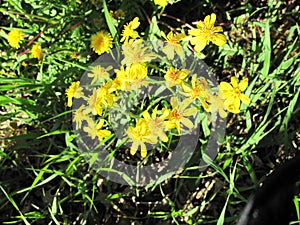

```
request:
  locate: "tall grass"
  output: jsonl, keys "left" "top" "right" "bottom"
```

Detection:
{"left": 1, "top": 0, "right": 299, "bottom": 224}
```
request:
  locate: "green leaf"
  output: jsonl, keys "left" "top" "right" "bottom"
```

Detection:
{"left": 103, "top": 0, "right": 119, "bottom": 47}
{"left": 261, "top": 19, "right": 271, "bottom": 80}
{"left": 0, "top": 185, "right": 31, "bottom": 225}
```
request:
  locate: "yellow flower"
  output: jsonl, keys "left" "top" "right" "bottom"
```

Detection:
{"left": 120, "top": 17, "right": 140, "bottom": 44}
{"left": 87, "top": 88, "right": 103, "bottom": 116}
{"left": 161, "top": 31, "right": 186, "bottom": 60}
{"left": 7, "top": 29, "right": 24, "bottom": 49}
{"left": 88, "top": 65, "right": 112, "bottom": 84}
{"left": 219, "top": 77, "right": 250, "bottom": 114}
{"left": 126, "top": 63, "right": 148, "bottom": 90}
{"left": 113, "top": 66, "right": 128, "bottom": 91}
{"left": 91, "top": 31, "right": 113, "bottom": 55}
{"left": 181, "top": 75, "right": 207, "bottom": 100}
{"left": 164, "top": 97, "right": 198, "bottom": 134}
{"left": 97, "top": 81, "right": 116, "bottom": 107}
{"left": 31, "top": 43, "right": 43, "bottom": 60}
{"left": 121, "top": 40, "right": 156, "bottom": 66}
{"left": 65, "top": 81, "right": 84, "bottom": 107}
{"left": 188, "top": 13, "right": 226, "bottom": 52}
{"left": 71, "top": 52, "right": 80, "bottom": 58}
{"left": 110, "top": 9, "right": 125, "bottom": 19}
{"left": 73, "top": 105, "right": 91, "bottom": 129}
{"left": 115, "top": 9, "right": 125, "bottom": 18}
{"left": 142, "top": 105, "right": 169, "bottom": 142}
{"left": 113, "top": 64, "right": 148, "bottom": 91}
{"left": 202, "top": 92, "right": 228, "bottom": 118}
{"left": 164, "top": 67, "right": 189, "bottom": 87}
{"left": 126, "top": 118, "right": 157, "bottom": 158}
{"left": 84, "top": 119, "right": 111, "bottom": 141}
{"left": 22, "top": 61, "right": 28, "bottom": 67}
{"left": 154, "top": 0, "right": 168, "bottom": 7}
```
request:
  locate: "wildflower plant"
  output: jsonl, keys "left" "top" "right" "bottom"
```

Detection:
{"left": 3, "top": 0, "right": 300, "bottom": 223}
{"left": 67, "top": 14, "right": 251, "bottom": 186}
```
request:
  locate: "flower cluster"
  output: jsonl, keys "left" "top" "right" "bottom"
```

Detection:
{"left": 67, "top": 14, "right": 250, "bottom": 158}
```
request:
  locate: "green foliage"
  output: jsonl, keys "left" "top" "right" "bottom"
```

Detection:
{"left": 1, "top": 0, "right": 300, "bottom": 224}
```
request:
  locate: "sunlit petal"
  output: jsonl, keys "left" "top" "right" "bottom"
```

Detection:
{"left": 239, "top": 78, "right": 249, "bottom": 91}
{"left": 170, "top": 96, "right": 178, "bottom": 109}
{"left": 181, "top": 117, "right": 194, "bottom": 129}
{"left": 240, "top": 94, "right": 251, "bottom": 105}
{"left": 231, "top": 77, "right": 238, "bottom": 88}
{"left": 211, "top": 33, "right": 227, "bottom": 46}
{"left": 183, "top": 107, "right": 198, "bottom": 116}
{"left": 130, "top": 142, "right": 139, "bottom": 156}
{"left": 140, "top": 143, "right": 147, "bottom": 158}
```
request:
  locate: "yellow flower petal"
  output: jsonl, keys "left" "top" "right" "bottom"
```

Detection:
{"left": 180, "top": 98, "right": 193, "bottom": 111}
{"left": 213, "top": 26, "right": 223, "bottom": 33}
{"left": 140, "top": 142, "right": 147, "bottom": 158}
{"left": 175, "top": 120, "right": 181, "bottom": 134}
{"left": 170, "top": 96, "right": 178, "bottom": 109}
{"left": 165, "top": 121, "right": 175, "bottom": 130}
{"left": 183, "top": 107, "right": 197, "bottom": 117}
{"left": 160, "top": 31, "right": 167, "bottom": 39}
{"left": 130, "top": 142, "right": 139, "bottom": 156}
{"left": 154, "top": 0, "right": 168, "bottom": 7}
{"left": 201, "top": 99, "right": 210, "bottom": 112}
{"left": 159, "top": 131, "right": 168, "bottom": 142}
{"left": 162, "top": 44, "right": 175, "bottom": 60}
{"left": 181, "top": 117, "right": 194, "bottom": 129}
{"left": 190, "top": 37, "right": 206, "bottom": 52}
{"left": 152, "top": 105, "right": 159, "bottom": 118}
{"left": 204, "top": 13, "right": 216, "bottom": 29}
{"left": 174, "top": 45, "right": 184, "bottom": 58}
{"left": 131, "top": 17, "right": 140, "bottom": 29}
{"left": 142, "top": 110, "right": 151, "bottom": 121}
{"left": 211, "top": 33, "right": 227, "bottom": 47}
{"left": 219, "top": 109, "right": 228, "bottom": 118}
{"left": 188, "top": 29, "right": 202, "bottom": 37}
{"left": 231, "top": 77, "right": 239, "bottom": 88}
{"left": 239, "top": 78, "right": 249, "bottom": 91}
{"left": 98, "top": 130, "right": 111, "bottom": 140}
{"left": 224, "top": 96, "right": 236, "bottom": 106}
{"left": 161, "top": 108, "right": 169, "bottom": 119}
{"left": 240, "top": 94, "right": 250, "bottom": 105}
{"left": 228, "top": 106, "right": 240, "bottom": 114}
{"left": 96, "top": 119, "right": 105, "bottom": 129}
{"left": 219, "top": 81, "right": 233, "bottom": 98}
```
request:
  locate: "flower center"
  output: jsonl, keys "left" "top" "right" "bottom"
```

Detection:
{"left": 234, "top": 87, "right": 241, "bottom": 95}
{"left": 169, "top": 71, "right": 179, "bottom": 81}
{"left": 149, "top": 118, "right": 164, "bottom": 131}
{"left": 171, "top": 110, "right": 181, "bottom": 120}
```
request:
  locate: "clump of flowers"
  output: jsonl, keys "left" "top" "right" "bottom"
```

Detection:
{"left": 68, "top": 13, "right": 250, "bottom": 159}
{"left": 7, "top": 29, "right": 24, "bottom": 49}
